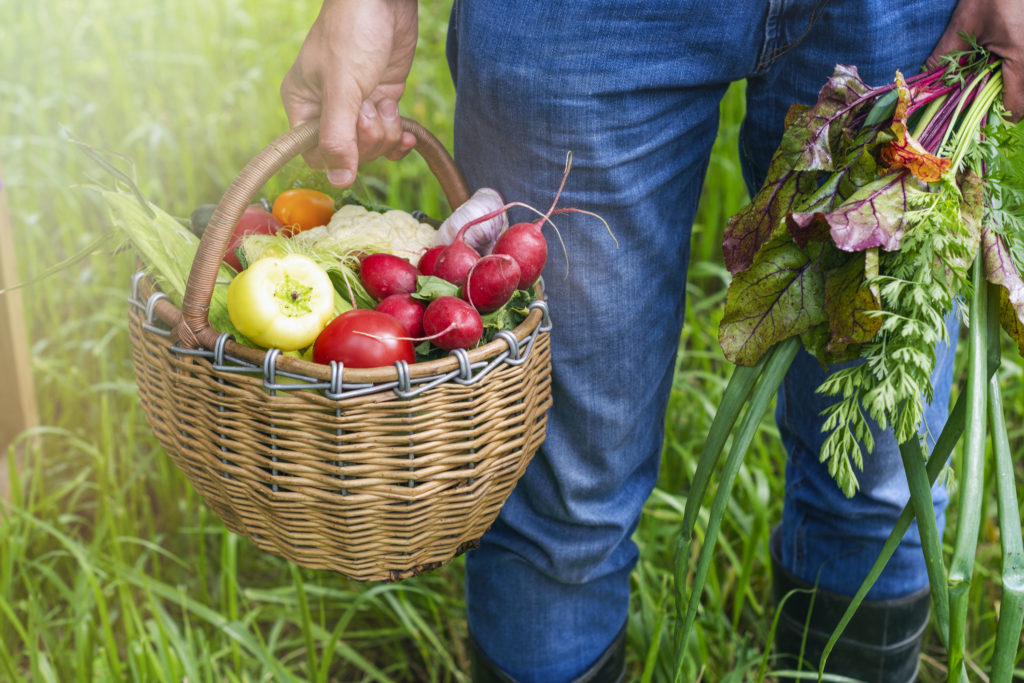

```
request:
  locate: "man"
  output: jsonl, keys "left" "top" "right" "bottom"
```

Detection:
{"left": 281, "top": 1, "right": 1023, "bottom": 680}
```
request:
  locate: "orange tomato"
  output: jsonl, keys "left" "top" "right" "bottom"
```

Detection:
{"left": 271, "top": 189, "right": 335, "bottom": 234}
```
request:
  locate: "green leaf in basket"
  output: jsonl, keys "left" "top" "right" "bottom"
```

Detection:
{"left": 412, "top": 275, "right": 460, "bottom": 301}
{"left": 480, "top": 289, "right": 533, "bottom": 343}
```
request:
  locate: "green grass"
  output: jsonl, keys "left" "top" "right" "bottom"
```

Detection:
{"left": 2, "top": 1, "right": 1023, "bottom": 681}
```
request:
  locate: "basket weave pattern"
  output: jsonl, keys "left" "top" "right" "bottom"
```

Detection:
{"left": 126, "top": 119, "right": 553, "bottom": 581}
{"left": 129, "top": 290, "right": 551, "bottom": 580}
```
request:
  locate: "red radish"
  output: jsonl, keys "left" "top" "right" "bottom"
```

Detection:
{"left": 432, "top": 240, "right": 480, "bottom": 287}
{"left": 463, "top": 254, "right": 522, "bottom": 313}
{"left": 359, "top": 253, "right": 420, "bottom": 301}
{"left": 312, "top": 309, "right": 415, "bottom": 367}
{"left": 422, "top": 296, "right": 483, "bottom": 349}
{"left": 492, "top": 224, "right": 547, "bottom": 289}
{"left": 486, "top": 164, "right": 574, "bottom": 289}
{"left": 417, "top": 245, "right": 445, "bottom": 276}
{"left": 375, "top": 294, "right": 426, "bottom": 338}
{"left": 441, "top": 153, "right": 615, "bottom": 291}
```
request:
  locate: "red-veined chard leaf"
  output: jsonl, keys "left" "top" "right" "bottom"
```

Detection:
{"left": 719, "top": 231, "right": 826, "bottom": 366}
{"left": 722, "top": 160, "right": 819, "bottom": 275}
{"left": 722, "top": 104, "right": 822, "bottom": 274}
{"left": 726, "top": 115, "right": 883, "bottom": 274}
{"left": 981, "top": 225, "right": 1024, "bottom": 354}
{"left": 787, "top": 126, "right": 882, "bottom": 238}
{"left": 822, "top": 250, "right": 882, "bottom": 357}
{"left": 779, "top": 64, "right": 873, "bottom": 172}
{"left": 788, "top": 171, "right": 914, "bottom": 253}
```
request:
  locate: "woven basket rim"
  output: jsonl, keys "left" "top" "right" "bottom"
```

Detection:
{"left": 135, "top": 272, "right": 549, "bottom": 384}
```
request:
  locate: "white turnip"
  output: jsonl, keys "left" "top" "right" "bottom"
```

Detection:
{"left": 434, "top": 187, "right": 508, "bottom": 254}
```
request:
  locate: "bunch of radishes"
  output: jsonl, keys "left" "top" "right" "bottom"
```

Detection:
{"left": 320, "top": 190, "right": 553, "bottom": 366}
{"left": 313, "top": 156, "right": 612, "bottom": 369}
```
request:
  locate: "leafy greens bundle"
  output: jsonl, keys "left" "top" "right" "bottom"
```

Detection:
{"left": 718, "top": 43, "right": 1024, "bottom": 496}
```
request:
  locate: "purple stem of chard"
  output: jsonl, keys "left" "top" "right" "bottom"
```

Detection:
{"left": 920, "top": 95, "right": 962, "bottom": 152}
{"left": 906, "top": 64, "right": 949, "bottom": 88}
{"left": 908, "top": 85, "right": 957, "bottom": 116}
{"left": 911, "top": 63, "right": 993, "bottom": 154}
{"left": 939, "top": 68, "right": 995, "bottom": 157}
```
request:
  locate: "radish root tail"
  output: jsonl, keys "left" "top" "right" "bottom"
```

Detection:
{"left": 353, "top": 322, "right": 457, "bottom": 343}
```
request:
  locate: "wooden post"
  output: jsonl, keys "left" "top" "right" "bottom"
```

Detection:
{"left": 0, "top": 160, "right": 38, "bottom": 455}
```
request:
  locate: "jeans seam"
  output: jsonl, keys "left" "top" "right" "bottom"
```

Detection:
{"left": 752, "top": 0, "right": 834, "bottom": 74}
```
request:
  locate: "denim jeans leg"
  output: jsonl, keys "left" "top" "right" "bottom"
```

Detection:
{"left": 449, "top": 0, "right": 962, "bottom": 678}
{"left": 447, "top": 1, "right": 766, "bottom": 679}
{"left": 738, "top": 0, "right": 959, "bottom": 600}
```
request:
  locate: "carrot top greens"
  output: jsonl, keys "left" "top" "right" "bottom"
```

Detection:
{"left": 718, "top": 41, "right": 1024, "bottom": 496}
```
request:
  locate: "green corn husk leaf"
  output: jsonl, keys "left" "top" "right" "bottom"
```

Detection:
{"left": 100, "top": 188, "right": 252, "bottom": 345}
{"left": 76, "top": 134, "right": 253, "bottom": 345}
{"left": 102, "top": 189, "right": 235, "bottom": 304}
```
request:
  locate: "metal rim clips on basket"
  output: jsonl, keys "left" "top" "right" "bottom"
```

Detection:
{"left": 126, "top": 118, "right": 553, "bottom": 582}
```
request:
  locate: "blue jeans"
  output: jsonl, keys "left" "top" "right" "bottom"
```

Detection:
{"left": 447, "top": 1, "right": 957, "bottom": 680}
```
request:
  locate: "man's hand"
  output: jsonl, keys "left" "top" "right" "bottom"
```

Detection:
{"left": 928, "top": 0, "right": 1024, "bottom": 121}
{"left": 281, "top": 0, "right": 419, "bottom": 187}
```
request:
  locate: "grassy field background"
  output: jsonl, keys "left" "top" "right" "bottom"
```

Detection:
{"left": 1, "top": 1, "right": 1022, "bottom": 681}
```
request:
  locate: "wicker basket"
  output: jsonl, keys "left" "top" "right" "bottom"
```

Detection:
{"left": 127, "top": 119, "right": 552, "bottom": 581}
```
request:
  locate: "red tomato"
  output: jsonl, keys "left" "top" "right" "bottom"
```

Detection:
{"left": 312, "top": 309, "right": 415, "bottom": 368}
{"left": 224, "top": 205, "right": 284, "bottom": 271}
{"left": 272, "top": 188, "right": 335, "bottom": 234}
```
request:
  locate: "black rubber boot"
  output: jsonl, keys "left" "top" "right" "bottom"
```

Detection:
{"left": 770, "top": 530, "right": 931, "bottom": 683}
{"left": 469, "top": 621, "right": 627, "bottom": 683}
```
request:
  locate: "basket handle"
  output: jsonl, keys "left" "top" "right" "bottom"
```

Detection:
{"left": 174, "top": 117, "right": 470, "bottom": 350}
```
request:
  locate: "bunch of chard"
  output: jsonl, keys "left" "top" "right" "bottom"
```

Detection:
{"left": 672, "top": 43, "right": 1024, "bottom": 682}
{"left": 719, "top": 43, "right": 1022, "bottom": 496}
